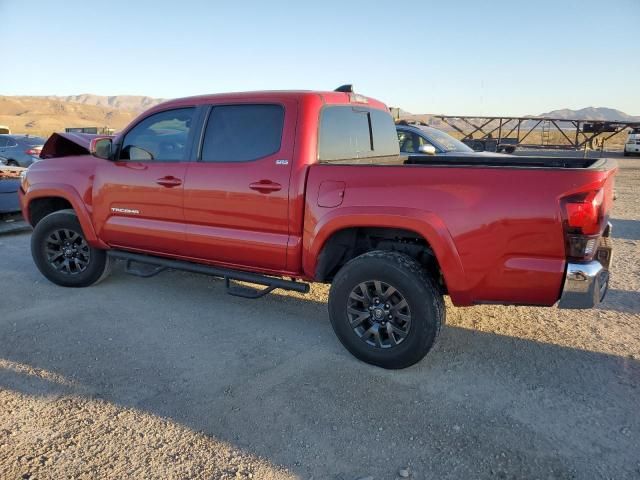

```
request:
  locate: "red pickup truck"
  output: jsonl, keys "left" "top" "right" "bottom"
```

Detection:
{"left": 19, "top": 87, "right": 616, "bottom": 368}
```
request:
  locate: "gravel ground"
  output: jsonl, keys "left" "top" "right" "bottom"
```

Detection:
{"left": 1, "top": 159, "right": 639, "bottom": 480}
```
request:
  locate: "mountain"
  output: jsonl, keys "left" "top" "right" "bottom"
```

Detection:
{"left": 534, "top": 107, "right": 640, "bottom": 122}
{"left": 0, "top": 96, "right": 138, "bottom": 137}
{"left": 39, "top": 94, "right": 166, "bottom": 113}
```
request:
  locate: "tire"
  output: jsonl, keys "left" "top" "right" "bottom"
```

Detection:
{"left": 31, "top": 209, "right": 111, "bottom": 287}
{"left": 328, "top": 250, "right": 444, "bottom": 369}
{"left": 6, "top": 160, "right": 19, "bottom": 167}
{"left": 505, "top": 146, "right": 516, "bottom": 154}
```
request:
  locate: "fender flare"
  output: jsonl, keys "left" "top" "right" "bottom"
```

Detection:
{"left": 304, "top": 206, "right": 471, "bottom": 305}
{"left": 24, "top": 183, "right": 106, "bottom": 248}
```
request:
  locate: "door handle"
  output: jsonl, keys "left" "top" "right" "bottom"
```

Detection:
{"left": 156, "top": 176, "right": 182, "bottom": 188}
{"left": 249, "top": 180, "right": 282, "bottom": 193}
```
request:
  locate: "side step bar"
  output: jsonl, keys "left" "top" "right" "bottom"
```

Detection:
{"left": 107, "top": 250, "right": 310, "bottom": 299}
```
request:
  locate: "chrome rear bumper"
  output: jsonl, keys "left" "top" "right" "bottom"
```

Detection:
{"left": 558, "top": 222, "right": 612, "bottom": 309}
{"left": 558, "top": 261, "right": 609, "bottom": 309}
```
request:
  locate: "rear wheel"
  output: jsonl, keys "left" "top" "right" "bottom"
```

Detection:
{"left": 328, "top": 250, "right": 444, "bottom": 369}
{"left": 6, "top": 159, "right": 19, "bottom": 167}
{"left": 31, "top": 210, "right": 111, "bottom": 287}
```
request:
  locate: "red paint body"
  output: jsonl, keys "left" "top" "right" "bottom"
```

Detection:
{"left": 20, "top": 90, "right": 617, "bottom": 307}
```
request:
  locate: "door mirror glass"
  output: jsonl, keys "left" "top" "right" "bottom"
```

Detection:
{"left": 418, "top": 144, "right": 437, "bottom": 155}
{"left": 89, "top": 137, "right": 113, "bottom": 159}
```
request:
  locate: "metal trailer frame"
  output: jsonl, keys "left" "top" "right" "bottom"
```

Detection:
{"left": 432, "top": 115, "right": 640, "bottom": 150}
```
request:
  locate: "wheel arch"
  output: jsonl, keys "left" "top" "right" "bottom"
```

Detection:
{"left": 304, "top": 207, "right": 470, "bottom": 304}
{"left": 24, "top": 185, "right": 103, "bottom": 247}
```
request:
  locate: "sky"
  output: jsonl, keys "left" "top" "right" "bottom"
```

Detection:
{"left": 1, "top": 0, "right": 639, "bottom": 116}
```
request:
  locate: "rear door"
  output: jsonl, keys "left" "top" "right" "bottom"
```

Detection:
{"left": 182, "top": 100, "right": 296, "bottom": 271}
{"left": 92, "top": 107, "right": 197, "bottom": 255}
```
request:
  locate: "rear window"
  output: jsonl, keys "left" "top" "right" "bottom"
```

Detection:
{"left": 201, "top": 104, "right": 284, "bottom": 162}
{"left": 22, "top": 136, "right": 46, "bottom": 145}
{"left": 318, "top": 106, "right": 399, "bottom": 163}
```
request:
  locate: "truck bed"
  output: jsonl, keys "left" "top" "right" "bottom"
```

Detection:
{"left": 303, "top": 158, "right": 617, "bottom": 306}
{"left": 404, "top": 155, "right": 611, "bottom": 169}
{"left": 319, "top": 154, "right": 612, "bottom": 170}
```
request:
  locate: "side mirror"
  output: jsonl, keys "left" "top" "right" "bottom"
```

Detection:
{"left": 418, "top": 144, "right": 437, "bottom": 155}
{"left": 89, "top": 137, "right": 113, "bottom": 160}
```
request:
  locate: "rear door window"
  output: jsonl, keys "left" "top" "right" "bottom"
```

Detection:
{"left": 201, "top": 104, "right": 284, "bottom": 162}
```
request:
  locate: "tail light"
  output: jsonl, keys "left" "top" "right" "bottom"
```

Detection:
{"left": 25, "top": 148, "right": 41, "bottom": 156}
{"left": 561, "top": 189, "right": 605, "bottom": 261}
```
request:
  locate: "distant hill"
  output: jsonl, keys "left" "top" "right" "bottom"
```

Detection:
{"left": 399, "top": 107, "right": 639, "bottom": 123}
{"left": 0, "top": 96, "right": 138, "bottom": 137}
{"left": 2, "top": 94, "right": 638, "bottom": 140}
{"left": 535, "top": 107, "right": 640, "bottom": 122}
{"left": 39, "top": 94, "right": 166, "bottom": 113}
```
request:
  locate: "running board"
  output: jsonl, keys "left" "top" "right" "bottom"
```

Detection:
{"left": 108, "top": 250, "right": 310, "bottom": 298}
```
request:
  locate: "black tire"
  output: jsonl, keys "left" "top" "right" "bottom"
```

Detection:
{"left": 505, "top": 146, "right": 516, "bottom": 154}
{"left": 6, "top": 160, "right": 19, "bottom": 167}
{"left": 31, "top": 209, "right": 111, "bottom": 287}
{"left": 328, "top": 250, "right": 444, "bottom": 369}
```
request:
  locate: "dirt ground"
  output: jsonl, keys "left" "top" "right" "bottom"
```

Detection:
{"left": 1, "top": 159, "right": 639, "bottom": 480}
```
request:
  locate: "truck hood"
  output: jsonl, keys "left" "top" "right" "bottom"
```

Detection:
{"left": 40, "top": 132, "right": 102, "bottom": 159}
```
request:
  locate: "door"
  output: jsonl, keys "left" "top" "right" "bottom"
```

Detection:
{"left": 183, "top": 101, "right": 296, "bottom": 271}
{"left": 92, "top": 107, "right": 196, "bottom": 255}
{"left": 0, "top": 137, "right": 18, "bottom": 163}
{"left": 0, "top": 137, "right": 8, "bottom": 158}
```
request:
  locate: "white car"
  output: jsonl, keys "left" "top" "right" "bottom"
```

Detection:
{"left": 624, "top": 127, "right": 640, "bottom": 156}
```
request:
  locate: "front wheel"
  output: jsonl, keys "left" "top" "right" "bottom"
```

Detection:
{"left": 328, "top": 251, "right": 444, "bottom": 369}
{"left": 31, "top": 209, "right": 111, "bottom": 287}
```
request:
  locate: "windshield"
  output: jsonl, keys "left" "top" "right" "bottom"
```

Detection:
{"left": 419, "top": 126, "right": 473, "bottom": 153}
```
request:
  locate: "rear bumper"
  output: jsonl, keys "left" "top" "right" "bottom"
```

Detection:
{"left": 558, "top": 261, "right": 609, "bottom": 309}
{"left": 558, "top": 223, "right": 612, "bottom": 309}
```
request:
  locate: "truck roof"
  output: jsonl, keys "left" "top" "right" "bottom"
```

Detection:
{"left": 150, "top": 90, "right": 388, "bottom": 112}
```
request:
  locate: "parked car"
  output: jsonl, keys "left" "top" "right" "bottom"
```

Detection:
{"left": 396, "top": 123, "right": 512, "bottom": 160}
{"left": 0, "top": 134, "right": 46, "bottom": 167}
{"left": 623, "top": 127, "right": 640, "bottom": 156}
{"left": 0, "top": 165, "right": 25, "bottom": 214}
{"left": 20, "top": 87, "right": 616, "bottom": 369}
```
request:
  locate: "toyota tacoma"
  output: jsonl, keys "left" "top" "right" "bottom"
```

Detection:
{"left": 19, "top": 86, "right": 617, "bottom": 368}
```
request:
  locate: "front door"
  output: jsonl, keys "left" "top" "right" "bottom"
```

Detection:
{"left": 92, "top": 107, "right": 196, "bottom": 255}
{"left": 183, "top": 101, "right": 296, "bottom": 271}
